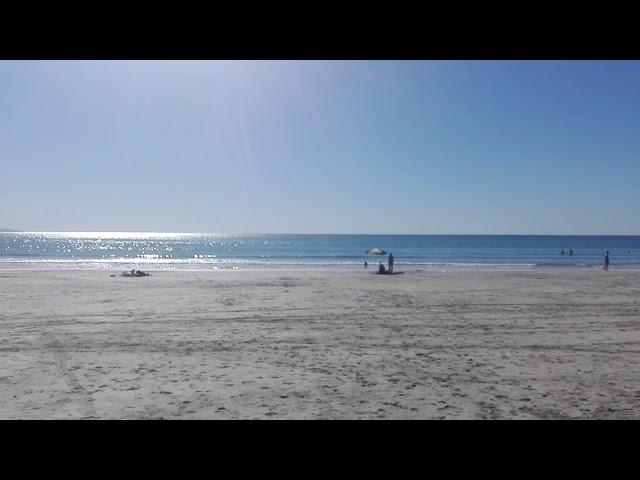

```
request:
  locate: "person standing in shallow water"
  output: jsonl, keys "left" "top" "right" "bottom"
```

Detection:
{"left": 604, "top": 251, "right": 610, "bottom": 271}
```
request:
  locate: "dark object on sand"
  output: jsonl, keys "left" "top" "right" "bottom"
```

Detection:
{"left": 375, "top": 265, "right": 403, "bottom": 275}
{"left": 121, "top": 269, "right": 151, "bottom": 277}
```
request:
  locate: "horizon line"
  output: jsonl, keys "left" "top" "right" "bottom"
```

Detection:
{"left": 3, "top": 230, "right": 640, "bottom": 237}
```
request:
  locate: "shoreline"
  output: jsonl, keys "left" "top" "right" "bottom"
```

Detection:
{"left": 0, "top": 264, "right": 632, "bottom": 273}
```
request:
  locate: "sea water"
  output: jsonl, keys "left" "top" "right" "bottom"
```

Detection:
{"left": 1, "top": 232, "right": 639, "bottom": 271}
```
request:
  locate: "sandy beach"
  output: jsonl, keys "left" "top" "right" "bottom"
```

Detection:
{"left": 2, "top": 268, "right": 640, "bottom": 419}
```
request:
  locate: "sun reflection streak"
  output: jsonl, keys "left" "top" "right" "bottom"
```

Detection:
{"left": 17, "top": 232, "right": 232, "bottom": 240}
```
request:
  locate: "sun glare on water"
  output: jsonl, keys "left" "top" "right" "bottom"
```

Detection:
{"left": 20, "top": 232, "right": 219, "bottom": 240}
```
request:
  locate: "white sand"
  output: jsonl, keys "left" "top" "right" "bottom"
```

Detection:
{"left": 1, "top": 268, "right": 640, "bottom": 419}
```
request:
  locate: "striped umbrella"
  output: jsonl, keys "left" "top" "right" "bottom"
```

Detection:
{"left": 366, "top": 248, "right": 387, "bottom": 255}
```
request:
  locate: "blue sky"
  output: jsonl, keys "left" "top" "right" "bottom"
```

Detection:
{"left": 1, "top": 60, "right": 639, "bottom": 234}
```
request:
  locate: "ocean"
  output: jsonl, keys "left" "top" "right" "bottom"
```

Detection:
{"left": 1, "top": 232, "right": 639, "bottom": 271}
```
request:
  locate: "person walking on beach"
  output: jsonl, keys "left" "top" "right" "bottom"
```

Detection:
{"left": 604, "top": 251, "right": 610, "bottom": 271}
{"left": 364, "top": 260, "right": 368, "bottom": 269}
{"left": 388, "top": 253, "right": 394, "bottom": 273}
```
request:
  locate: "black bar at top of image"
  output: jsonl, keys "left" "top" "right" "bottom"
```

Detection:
{"left": 1, "top": 8, "right": 639, "bottom": 60}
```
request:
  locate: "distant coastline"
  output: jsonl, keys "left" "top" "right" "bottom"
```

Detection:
{"left": 1, "top": 231, "right": 640, "bottom": 237}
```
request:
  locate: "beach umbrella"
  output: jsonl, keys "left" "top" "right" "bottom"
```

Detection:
{"left": 366, "top": 248, "right": 386, "bottom": 255}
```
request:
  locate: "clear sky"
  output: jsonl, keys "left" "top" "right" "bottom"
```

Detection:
{"left": 1, "top": 60, "right": 639, "bottom": 234}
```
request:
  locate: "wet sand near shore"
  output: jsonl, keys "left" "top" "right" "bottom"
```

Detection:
{"left": 1, "top": 268, "right": 640, "bottom": 419}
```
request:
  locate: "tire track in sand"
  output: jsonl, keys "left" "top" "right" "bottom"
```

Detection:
{"left": 44, "top": 332, "right": 98, "bottom": 419}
